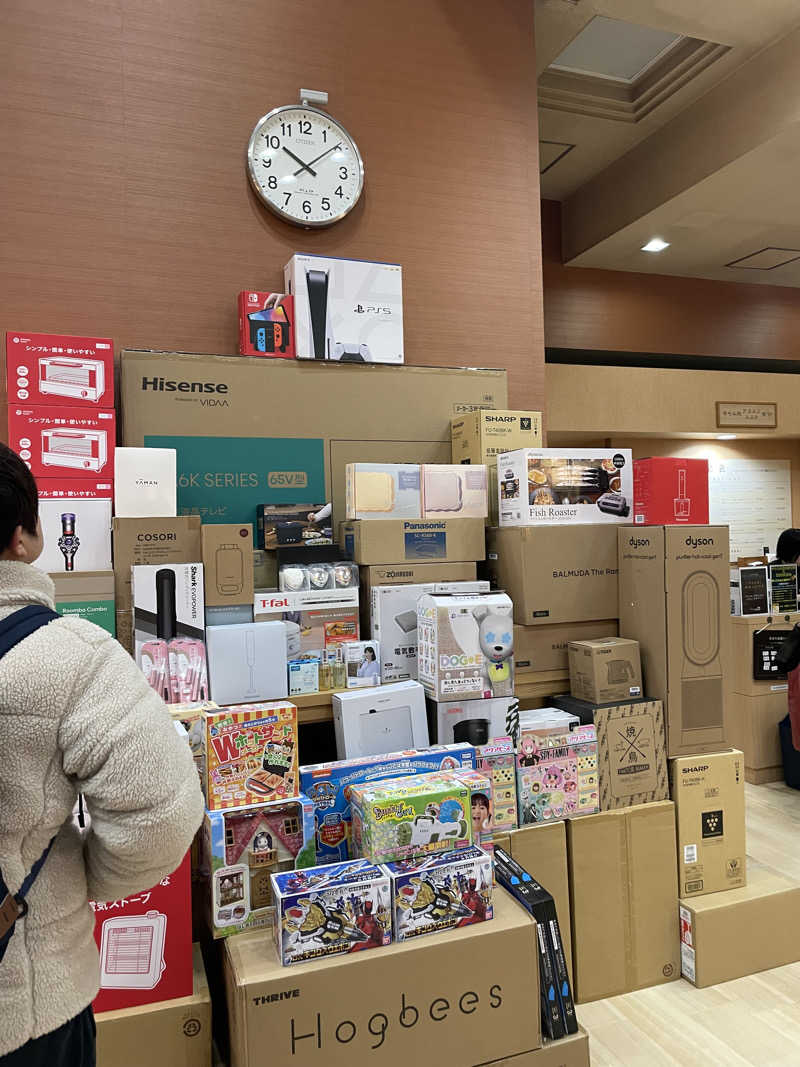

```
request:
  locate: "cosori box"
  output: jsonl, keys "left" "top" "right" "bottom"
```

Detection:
{"left": 387, "top": 845, "right": 493, "bottom": 941}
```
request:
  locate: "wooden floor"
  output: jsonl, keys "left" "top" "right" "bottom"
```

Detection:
{"left": 579, "top": 781, "right": 800, "bottom": 1066}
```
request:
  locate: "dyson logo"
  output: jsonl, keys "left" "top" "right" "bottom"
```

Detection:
{"left": 629, "top": 537, "right": 650, "bottom": 548}
{"left": 686, "top": 536, "right": 714, "bottom": 549}
{"left": 141, "top": 376, "right": 228, "bottom": 394}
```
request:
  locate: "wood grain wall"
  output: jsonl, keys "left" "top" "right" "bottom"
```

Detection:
{"left": 542, "top": 200, "right": 800, "bottom": 361}
{"left": 0, "top": 1, "right": 544, "bottom": 409}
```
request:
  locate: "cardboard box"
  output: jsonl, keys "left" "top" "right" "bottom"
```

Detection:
{"left": 253, "top": 587, "right": 359, "bottom": 661}
{"left": 515, "top": 620, "right": 618, "bottom": 674}
{"left": 201, "top": 523, "right": 255, "bottom": 606}
{"left": 37, "top": 478, "right": 112, "bottom": 574}
{"left": 6, "top": 331, "right": 114, "bottom": 406}
{"left": 345, "top": 463, "right": 421, "bottom": 520}
{"left": 431, "top": 697, "right": 517, "bottom": 747}
{"left": 618, "top": 525, "right": 731, "bottom": 757}
{"left": 238, "top": 290, "right": 295, "bottom": 358}
{"left": 680, "top": 866, "right": 800, "bottom": 987}
{"left": 333, "top": 680, "right": 429, "bottom": 759}
{"left": 566, "top": 801, "right": 680, "bottom": 1003}
{"left": 728, "top": 691, "right": 784, "bottom": 781}
{"left": 361, "top": 560, "right": 478, "bottom": 636}
{"left": 421, "top": 464, "right": 488, "bottom": 519}
{"left": 633, "top": 457, "right": 709, "bottom": 526}
{"left": 95, "top": 944, "right": 211, "bottom": 1067}
{"left": 498, "top": 449, "right": 633, "bottom": 527}
{"left": 341, "top": 518, "right": 486, "bottom": 566}
{"left": 51, "top": 570, "right": 115, "bottom": 635}
{"left": 284, "top": 253, "right": 404, "bottom": 364}
{"left": 114, "top": 447, "right": 177, "bottom": 518}
{"left": 206, "top": 621, "right": 288, "bottom": 705}
{"left": 486, "top": 525, "right": 619, "bottom": 627}
{"left": 450, "top": 410, "right": 543, "bottom": 465}
{"left": 224, "top": 890, "right": 541, "bottom": 1067}
{"left": 121, "top": 350, "right": 506, "bottom": 529}
{"left": 112, "top": 516, "right": 203, "bottom": 615}
{"left": 593, "top": 700, "right": 668, "bottom": 809}
{"left": 568, "top": 636, "right": 642, "bottom": 704}
{"left": 503, "top": 1029, "right": 589, "bottom": 1067}
{"left": 8, "top": 403, "right": 116, "bottom": 479}
{"left": 670, "top": 749, "right": 746, "bottom": 898}
{"left": 115, "top": 610, "right": 133, "bottom": 654}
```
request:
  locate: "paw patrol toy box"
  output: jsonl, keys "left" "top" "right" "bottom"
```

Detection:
{"left": 272, "top": 858, "right": 391, "bottom": 966}
{"left": 417, "top": 591, "right": 514, "bottom": 702}
{"left": 387, "top": 845, "right": 493, "bottom": 941}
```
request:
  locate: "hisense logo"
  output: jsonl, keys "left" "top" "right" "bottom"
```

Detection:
{"left": 141, "top": 376, "right": 228, "bottom": 395}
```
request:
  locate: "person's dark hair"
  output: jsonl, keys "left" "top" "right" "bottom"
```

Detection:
{"left": 0, "top": 444, "right": 39, "bottom": 551}
{"left": 364, "top": 646, "right": 375, "bottom": 660}
{"left": 776, "top": 529, "right": 800, "bottom": 565}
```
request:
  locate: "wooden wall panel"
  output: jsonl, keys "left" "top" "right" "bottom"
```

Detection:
{"left": 0, "top": 0, "right": 544, "bottom": 411}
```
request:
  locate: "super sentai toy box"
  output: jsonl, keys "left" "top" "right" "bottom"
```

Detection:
{"left": 202, "top": 702, "right": 298, "bottom": 810}
{"left": 387, "top": 845, "right": 493, "bottom": 942}
{"left": 349, "top": 774, "right": 472, "bottom": 864}
{"left": 203, "top": 793, "right": 316, "bottom": 939}
{"left": 516, "top": 723, "right": 598, "bottom": 825}
{"left": 299, "top": 743, "right": 476, "bottom": 864}
{"left": 272, "top": 858, "right": 392, "bottom": 966}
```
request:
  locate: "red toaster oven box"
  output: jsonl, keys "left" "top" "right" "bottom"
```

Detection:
{"left": 6, "top": 332, "right": 114, "bottom": 407}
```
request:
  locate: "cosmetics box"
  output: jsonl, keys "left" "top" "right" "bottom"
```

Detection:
{"left": 516, "top": 723, "right": 598, "bottom": 824}
{"left": 417, "top": 590, "right": 514, "bottom": 702}
{"left": 51, "top": 571, "right": 115, "bottom": 636}
{"left": 568, "top": 637, "right": 642, "bottom": 705}
{"left": 113, "top": 447, "right": 177, "bottom": 518}
{"left": 8, "top": 403, "right": 116, "bottom": 479}
{"left": 206, "top": 621, "right": 288, "bottom": 705}
{"left": 37, "top": 478, "right": 112, "bottom": 574}
{"left": 343, "top": 639, "right": 381, "bottom": 688}
{"left": 256, "top": 503, "right": 332, "bottom": 550}
{"left": 421, "top": 464, "right": 488, "bottom": 519}
{"left": 112, "top": 516, "right": 202, "bottom": 615}
{"left": 253, "top": 586, "right": 359, "bottom": 661}
{"left": 341, "top": 518, "right": 486, "bottom": 566}
{"left": 345, "top": 462, "right": 421, "bottom": 521}
{"left": 6, "top": 331, "right": 114, "bottom": 407}
{"left": 237, "top": 291, "right": 295, "bottom": 358}
{"left": 201, "top": 523, "right": 255, "bottom": 606}
{"left": 272, "top": 859, "right": 392, "bottom": 966}
{"left": 387, "top": 845, "right": 493, "bottom": 942}
{"left": 633, "top": 457, "right": 709, "bottom": 526}
{"left": 332, "top": 679, "right": 428, "bottom": 759}
{"left": 284, "top": 254, "right": 404, "bottom": 364}
{"left": 475, "top": 736, "right": 518, "bottom": 831}
{"left": 429, "top": 696, "right": 517, "bottom": 748}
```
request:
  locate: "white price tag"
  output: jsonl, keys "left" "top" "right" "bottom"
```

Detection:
{"left": 684, "top": 844, "right": 698, "bottom": 864}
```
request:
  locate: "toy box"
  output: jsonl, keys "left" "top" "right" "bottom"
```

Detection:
{"left": 452, "top": 770, "right": 494, "bottom": 852}
{"left": 387, "top": 845, "right": 493, "bottom": 941}
{"left": 203, "top": 794, "right": 316, "bottom": 938}
{"left": 517, "top": 724, "right": 598, "bottom": 825}
{"left": 299, "top": 744, "right": 476, "bottom": 864}
{"left": 238, "top": 291, "right": 295, "bottom": 358}
{"left": 6, "top": 331, "right": 114, "bottom": 406}
{"left": 8, "top": 404, "right": 116, "bottom": 479}
{"left": 349, "top": 775, "right": 472, "bottom": 865}
{"left": 202, "top": 702, "right": 299, "bottom": 810}
{"left": 417, "top": 590, "right": 514, "bottom": 702}
{"left": 37, "top": 478, "right": 112, "bottom": 574}
{"left": 272, "top": 858, "right": 392, "bottom": 966}
{"left": 476, "top": 737, "right": 518, "bottom": 831}
{"left": 167, "top": 700, "right": 219, "bottom": 780}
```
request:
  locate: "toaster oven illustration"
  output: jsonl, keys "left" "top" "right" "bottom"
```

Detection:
{"left": 41, "top": 428, "right": 108, "bottom": 472}
{"left": 38, "top": 356, "right": 106, "bottom": 403}
{"left": 98, "top": 910, "right": 167, "bottom": 990}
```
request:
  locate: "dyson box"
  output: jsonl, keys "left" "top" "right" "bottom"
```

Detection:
{"left": 8, "top": 404, "right": 116, "bottom": 479}
{"left": 634, "top": 458, "right": 710, "bottom": 526}
{"left": 37, "top": 478, "right": 112, "bottom": 574}
{"left": 237, "top": 291, "right": 295, "bottom": 358}
{"left": 6, "top": 331, "right": 114, "bottom": 407}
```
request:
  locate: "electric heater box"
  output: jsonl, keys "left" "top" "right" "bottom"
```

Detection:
{"left": 618, "top": 526, "right": 731, "bottom": 758}
{"left": 6, "top": 331, "right": 114, "bottom": 407}
{"left": 7, "top": 404, "right": 116, "bottom": 479}
{"left": 633, "top": 458, "right": 709, "bottom": 526}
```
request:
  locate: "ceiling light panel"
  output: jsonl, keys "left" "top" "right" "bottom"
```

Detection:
{"left": 550, "top": 16, "right": 682, "bottom": 83}
{"left": 726, "top": 247, "right": 800, "bottom": 270}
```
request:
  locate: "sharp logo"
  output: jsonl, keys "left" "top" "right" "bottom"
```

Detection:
{"left": 686, "top": 536, "right": 714, "bottom": 548}
{"left": 682, "top": 765, "right": 709, "bottom": 773}
{"left": 485, "top": 415, "right": 516, "bottom": 424}
{"left": 629, "top": 537, "right": 650, "bottom": 548}
{"left": 268, "top": 471, "right": 308, "bottom": 488}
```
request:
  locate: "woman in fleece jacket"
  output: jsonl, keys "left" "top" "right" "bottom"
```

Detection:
{"left": 0, "top": 444, "right": 204, "bottom": 1066}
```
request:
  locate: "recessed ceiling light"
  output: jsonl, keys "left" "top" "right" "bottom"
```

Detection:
{"left": 641, "top": 237, "right": 670, "bottom": 253}
{"left": 717, "top": 434, "right": 737, "bottom": 440}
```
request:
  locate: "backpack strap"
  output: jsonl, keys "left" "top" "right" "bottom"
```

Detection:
{"left": 0, "top": 604, "right": 60, "bottom": 660}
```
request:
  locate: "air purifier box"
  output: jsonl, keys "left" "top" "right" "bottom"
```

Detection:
{"left": 619, "top": 525, "right": 731, "bottom": 758}
{"left": 91, "top": 851, "right": 192, "bottom": 1013}
{"left": 633, "top": 457, "right": 709, "bottom": 526}
{"left": 284, "top": 254, "right": 404, "bottom": 364}
{"left": 421, "top": 464, "right": 488, "bottom": 519}
{"left": 206, "top": 621, "right": 288, "bottom": 705}
{"left": 8, "top": 403, "right": 116, "bottom": 479}
{"left": 670, "top": 749, "right": 746, "bottom": 898}
{"left": 345, "top": 463, "right": 421, "bottom": 520}
{"left": 332, "top": 679, "right": 429, "bottom": 760}
{"left": 201, "top": 523, "right": 255, "bottom": 606}
{"left": 567, "top": 637, "right": 642, "bottom": 705}
{"left": 6, "top": 331, "right": 114, "bottom": 407}
{"left": 113, "top": 447, "right": 177, "bottom": 518}
{"left": 430, "top": 697, "right": 518, "bottom": 748}
{"left": 37, "top": 478, "right": 112, "bottom": 574}
{"left": 237, "top": 291, "right": 295, "bottom": 358}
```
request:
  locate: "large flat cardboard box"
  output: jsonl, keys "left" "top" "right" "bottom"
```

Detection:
{"left": 486, "top": 525, "right": 619, "bottom": 627}
{"left": 224, "top": 892, "right": 541, "bottom": 1067}
{"left": 568, "top": 636, "right": 642, "bottom": 705}
{"left": 340, "top": 518, "right": 485, "bottom": 566}
{"left": 515, "top": 620, "right": 618, "bottom": 675}
{"left": 680, "top": 866, "right": 800, "bottom": 987}
{"left": 728, "top": 690, "right": 784, "bottom": 782}
{"left": 121, "top": 351, "right": 507, "bottom": 529}
{"left": 112, "top": 516, "right": 202, "bottom": 614}
{"left": 490, "top": 1029, "right": 590, "bottom": 1067}
{"left": 96, "top": 944, "right": 211, "bottom": 1067}
{"left": 567, "top": 800, "right": 680, "bottom": 1003}
{"left": 670, "top": 750, "right": 746, "bottom": 898}
{"left": 730, "top": 612, "right": 796, "bottom": 698}
{"left": 618, "top": 525, "right": 731, "bottom": 757}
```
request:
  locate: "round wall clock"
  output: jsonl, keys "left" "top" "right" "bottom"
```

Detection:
{"left": 247, "top": 91, "right": 364, "bottom": 228}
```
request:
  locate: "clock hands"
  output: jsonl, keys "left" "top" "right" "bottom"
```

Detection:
{"left": 282, "top": 146, "right": 317, "bottom": 177}
{"left": 292, "top": 142, "right": 343, "bottom": 177}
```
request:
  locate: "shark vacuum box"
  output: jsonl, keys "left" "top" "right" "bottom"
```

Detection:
{"left": 284, "top": 253, "right": 404, "bottom": 364}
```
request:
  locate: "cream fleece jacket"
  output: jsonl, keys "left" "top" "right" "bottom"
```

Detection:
{"left": 0, "top": 561, "right": 205, "bottom": 1056}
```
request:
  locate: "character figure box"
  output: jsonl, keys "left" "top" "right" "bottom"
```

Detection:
{"left": 387, "top": 845, "right": 493, "bottom": 941}
{"left": 202, "top": 702, "right": 298, "bottom": 810}
{"left": 516, "top": 723, "right": 598, "bottom": 824}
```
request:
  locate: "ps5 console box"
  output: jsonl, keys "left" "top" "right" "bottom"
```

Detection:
{"left": 618, "top": 525, "right": 730, "bottom": 758}
{"left": 568, "top": 637, "right": 642, "bottom": 705}
{"left": 201, "top": 524, "right": 255, "bottom": 607}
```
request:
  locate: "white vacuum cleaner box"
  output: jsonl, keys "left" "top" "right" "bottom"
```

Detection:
{"left": 284, "top": 253, "right": 404, "bottom": 364}
{"left": 332, "top": 679, "right": 428, "bottom": 759}
{"left": 114, "top": 447, "right": 177, "bottom": 517}
{"left": 206, "top": 621, "right": 288, "bottom": 705}
{"left": 37, "top": 479, "right": 112, "bottom": 573}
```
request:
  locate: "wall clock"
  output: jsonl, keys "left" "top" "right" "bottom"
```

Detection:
{"left": 247, "top": 89, "right": 364, "bottom": 228}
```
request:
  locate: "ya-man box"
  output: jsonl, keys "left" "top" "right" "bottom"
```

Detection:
{"left": 633, "top": 457, "right": 709, "bottom": 526}
{"left": 238, "top": 291, "right": 295, "bottom": 358}
{"left": 6, "top": 331, "right": 114, "bottom": 406}
{"left": 202, "top": 702, "right": 299, "bottom": 810}
{"left": 8, "top": 403, "right": 116, "bottom": 479}
{"left": 37, "top": 478, "right": 112, "bottom": 574}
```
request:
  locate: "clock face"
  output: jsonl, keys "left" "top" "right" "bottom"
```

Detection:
{"left": 247, "top": 105, "right": 364, "bottom": 227}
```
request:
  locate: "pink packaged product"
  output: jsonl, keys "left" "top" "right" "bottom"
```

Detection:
{"left": 516, "top": 724, "right": 598, "bottom": 825}
{"left": 133, "top": 564, "right": 207, "bottom": 702}
{"left": 141, "top": 638, "right": 208, "bottom": 703}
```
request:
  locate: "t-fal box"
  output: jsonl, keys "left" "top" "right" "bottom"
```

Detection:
{"left": 37, "top": 478, "right": 112, "bottom": 573}
{"left": 253, "top": 587, "right": 359, "bottom": 661}
{"left": 8, "top": 404, "right": 116, "bottom": 479}
{"left": 91, "top": 852, "right": 192, "bottom": 1012}
{"left": 633, "top": 458, "right": 709, "bottom": 526}
{"left": 237, "top": 291, "right": 295, "bottom": 358}
{"left": 284, "top": 254, "right": 404, "bottom": 364}
{"left": 568, "top": 637, "right": 642, "bottom": 704}
{"left": 619, "top": 525, "right": 731, "bottom": 757}
{"left": 6, "top": 331, "right": 114, "bottom": 406}
{"left": 670, "top": 749, "right": 746, "bottom": 898}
